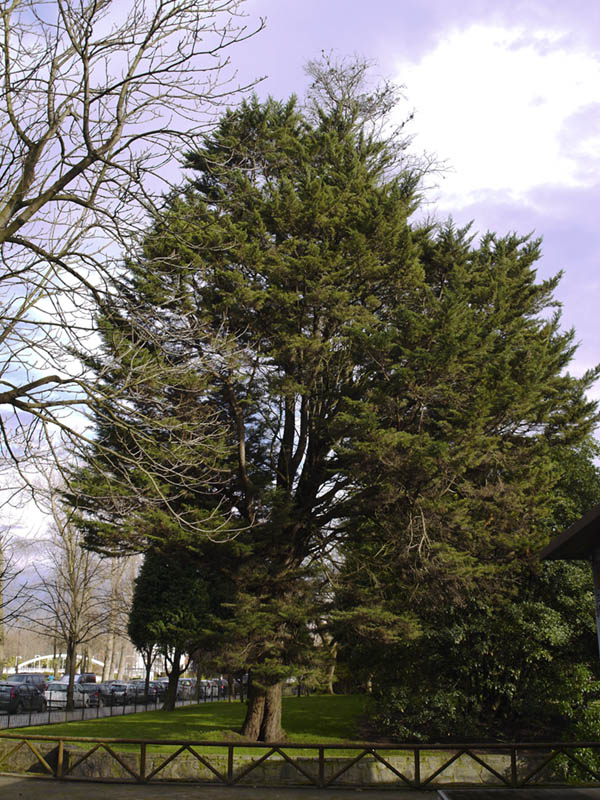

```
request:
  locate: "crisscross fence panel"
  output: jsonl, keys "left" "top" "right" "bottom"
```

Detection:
{"left": 1, "top": 733, "right": 600, "bottom": 789}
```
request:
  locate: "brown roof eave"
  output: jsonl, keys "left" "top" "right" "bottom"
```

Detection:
{"left": 539, "top": 502, "right": 600, "bottom": 561}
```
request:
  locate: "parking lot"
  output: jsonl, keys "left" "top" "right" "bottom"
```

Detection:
{"left": 0, "top": 692, "right": 224, "bottom": 730}
{"left": 0, "top": 671, "right": 237, "bottom": 730}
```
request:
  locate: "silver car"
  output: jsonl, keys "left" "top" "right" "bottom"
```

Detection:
{"left": 44, "top": 681, "right": 90, "bottom": 708}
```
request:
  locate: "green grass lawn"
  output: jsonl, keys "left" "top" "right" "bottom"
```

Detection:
{"left": 8, "top": 695, "right": 371, "bottom": 752}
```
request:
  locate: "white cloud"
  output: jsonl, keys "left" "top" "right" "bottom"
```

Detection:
{"left": 394, "top": 25, "right": 600, "bottom": 208}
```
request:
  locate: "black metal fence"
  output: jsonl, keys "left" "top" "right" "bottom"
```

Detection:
{"left": 0, "top": 679, "right": 304, "bottom": 731}
{"left": 0, "top": 690, "right": 226, "bottom": 730}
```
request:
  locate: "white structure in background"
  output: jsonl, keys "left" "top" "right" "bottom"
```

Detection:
{"left": 16, "top": 654, "right": 105, "bottom": 673}
{"left": 15, "top": 653, "right": 164, "bottom": 679}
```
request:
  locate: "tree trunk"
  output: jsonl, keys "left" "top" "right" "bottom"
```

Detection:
{"left": 64, "top": 640, "right": 76, "bottom": 677}
{"left": 143, "top": 651, "right": 153, "bottom": 702}
{"left": 116, "top": 644, "right": 126, "bottom": 680}
{"left": 0, "top": 544, "right": 4, "bottom": 673}
{"left": 241, "top": 677, "right": 284, "bottom": 742}
{"left": 195, "top": 660, "right": 202, "bottom": 703}
{"left": 162, "top": 649, "right": 182, "bottom": 711}
{"left": 65, "top": 640, "right": 76, "bottom": 711}
{"left": 108, "top": 637, "right": 118, "bottom": 680}
{"left": 260, "top": 682, "right": 283, "bottom": 741}
{"left": 102, "top": 632, "right": 115, "bottom": 681}
{"left": 327, "top": 642, "right": 338, "bottom": 694}
{"left": 242, "top": 679, "right": 265, "bottom": 740}
{"left": 52, "top": 634, "right": 59, "bottom": 678}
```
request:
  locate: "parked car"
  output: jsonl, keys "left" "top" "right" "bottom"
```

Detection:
{"left": 0, "top": 675, "right": 47, "bottom": 714}
{"left": 60, "top": 672, "right": 97, "bottom": 686}
{"left": 147, "top": 680, "right": 165, "bottom": 700}
{"left": 198, "top": 679, "right": 217, "bottom": 699}
{"left": 58, "top": 674, "right": 99, "bottom": 706}
{"left": 97, "top": 681, "right": 130, "bottom": 706}
{"left": 178, "top": 678, "right": 195, "bottom": 699}
{"left": 152, "top": 680, "right": 167, "bottom": 700}
{"left": 157, "top": 677, "right": 183, "bottom": 699}
{"left": 44, "top": 681, "right": 90, "bottom": 709}
{"left": 4, "top": 672, "right": 48, "bottom": 693}
{"left": 127, "top": 680, "right": 160, "bottom": 703}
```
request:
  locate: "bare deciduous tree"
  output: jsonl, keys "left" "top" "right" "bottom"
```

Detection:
{"left": 0, "top": 0, "right": 261, "bottom": 498}
{"left": 100, "top": 555, "right": 138, "bottom": 681}
{"left": 27, "top": 498, "right": 113, "bottom": 709}
{"left": 0, "top": 527, "right": 28, "bottom": 669}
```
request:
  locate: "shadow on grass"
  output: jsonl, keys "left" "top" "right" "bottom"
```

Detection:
{"left": 8, "top": 695, "right": 372, "bottom": 754}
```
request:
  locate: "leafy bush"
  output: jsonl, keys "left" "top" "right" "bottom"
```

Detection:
{"left": 369, "top": 562, "right": 600, "bottom": 742}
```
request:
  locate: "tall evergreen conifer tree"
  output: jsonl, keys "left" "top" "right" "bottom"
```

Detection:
{"left": 355, "top": 442, "right": 600, "bottom": 741}
{"left": 69, "top": 60, "right": 598, "bottom": 740}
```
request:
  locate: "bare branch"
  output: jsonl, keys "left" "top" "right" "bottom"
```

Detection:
{"left": 0, "top": 0, "right": 263, "bottom": 509}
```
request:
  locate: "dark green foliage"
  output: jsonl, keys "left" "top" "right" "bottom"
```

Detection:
{"left": 338, "top": 224, "right": 598, "bottom": 610}
{"left": 128, "top": 548, "right": 212, "bottom": 659}
{"left": 369, "top": 561, "right": 598, "bottom": 741}
{"left": 68, "top": 60, "right": 600, "bottom": 740}
{"left": 363, "top": 444, "right": 600, "bottom": 742}
{"left": 65, "top": 325, "right": 234, "bottom": 557}
{"left": 330, "top": 219, "right": 600, "bottom": 740}
{"left": 67, "top": 72, "right": 429, "bottom": 736}
{"left": 128, "top": 545, "right": 229, "bottom": 709}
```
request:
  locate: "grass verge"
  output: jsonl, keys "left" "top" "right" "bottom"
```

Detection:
{"left": 8, "top": 695, "right": 372, "bottom": 755}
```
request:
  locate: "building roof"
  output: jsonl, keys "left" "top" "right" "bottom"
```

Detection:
{"left": 539, "top": 503, "right": 600, "bottom": 561}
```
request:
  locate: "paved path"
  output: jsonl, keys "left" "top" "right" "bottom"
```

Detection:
{"left": 439, "top": 790, "right": 600, "bottom": 799}
{"left": 0, "top": 775, "right": 432, "bottom": 799}
{"left": 5, "top": 777, "right": 600, "bottom": 800}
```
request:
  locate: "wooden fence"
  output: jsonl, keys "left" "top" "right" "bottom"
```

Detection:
{"left": 1, "top": 733, "right": 600, "bottom": 789}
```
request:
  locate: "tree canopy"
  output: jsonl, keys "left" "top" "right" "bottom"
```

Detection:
{"left": 363, "top": 441, "right": 600, "bottom": 742}
{"left": 68, "top": 59, "right": 599, "bottom": 741}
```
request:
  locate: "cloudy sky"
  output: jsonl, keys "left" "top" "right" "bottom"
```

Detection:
{"left": 8, "top": 0, "right": 600, "bottom": 538}
{"left": 234, "top": 0, "right": 600, "bottom": 387}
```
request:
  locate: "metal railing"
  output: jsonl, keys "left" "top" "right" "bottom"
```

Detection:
{"left": 1, "top": 734, "right": 600, "bottom": 789}
{"left": 0, "top": 685, "right": 232, "bottom": 730}
{"left": 0, "top": 681, "right": 303, "bottom": 730}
